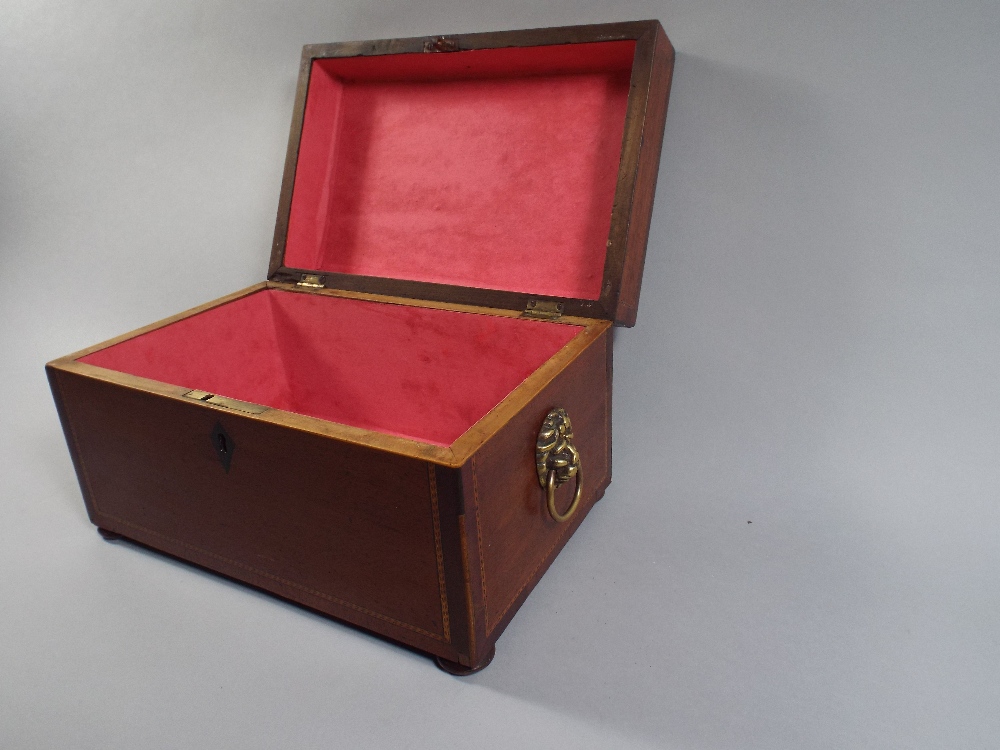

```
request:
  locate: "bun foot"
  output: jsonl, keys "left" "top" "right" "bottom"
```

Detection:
{"left": 97, "top": 527, "right": 123, "bottom": 541}
{"left": 435, "top": 645, "right": 496, "bottom": 675}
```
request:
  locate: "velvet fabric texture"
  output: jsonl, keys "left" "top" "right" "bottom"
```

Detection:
{"left": 284, "top": 41, "right": 635, "bottom": 300}
{"left": 81, "top": 290, "right": 582, "bottom": 446}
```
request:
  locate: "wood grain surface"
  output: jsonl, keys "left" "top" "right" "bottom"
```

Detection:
{"left": 49, "top": 365, "right": 465, "bottom": 659}
{"left": 460, "top": 326, "right": 613, "bottom": 665}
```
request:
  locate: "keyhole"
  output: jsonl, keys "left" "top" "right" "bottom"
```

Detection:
{"left": 210, "top": 422, "right": 235, "bottom": 473}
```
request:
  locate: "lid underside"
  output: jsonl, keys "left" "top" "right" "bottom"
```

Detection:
{"left": 270, "top": 22, "right": 674, "bottom": 325}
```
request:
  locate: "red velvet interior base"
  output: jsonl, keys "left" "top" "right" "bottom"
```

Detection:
{"left": 284, "top": 41, "right": 635, "bottom": 300}
{"left": 81, "top": 290, "right": 581, "bottom": 446}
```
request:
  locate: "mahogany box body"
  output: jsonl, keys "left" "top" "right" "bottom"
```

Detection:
{"left": 47, "top": 21, "right": 674, "bottom": 672}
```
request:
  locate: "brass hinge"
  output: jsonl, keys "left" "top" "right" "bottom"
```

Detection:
{"left": 297, "top": 274, "right": 325, "bottom": 288}
{"left": 183, "top": 390, "right": 268, "bottom": 415}
{"left": 522, "top": 300, "right": 564, "bottom": 320}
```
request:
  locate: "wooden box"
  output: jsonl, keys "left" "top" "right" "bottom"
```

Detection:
{"left": 46, "top": 21, "right": 674, "bottom": 673}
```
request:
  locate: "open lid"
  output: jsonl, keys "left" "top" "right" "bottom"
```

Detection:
{"left": 268, "top": 21, "right": 674, "bottom": 326}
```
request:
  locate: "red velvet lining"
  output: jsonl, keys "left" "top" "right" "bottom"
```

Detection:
{"left": 80, "top": 290, "right": 581, "bottom": 446}
{"left": 284, "top": 41, "right": 635, "bottom": 300}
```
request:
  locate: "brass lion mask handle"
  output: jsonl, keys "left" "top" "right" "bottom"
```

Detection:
{"left": 536, "top": 408, "right": 583, "bottom": 523}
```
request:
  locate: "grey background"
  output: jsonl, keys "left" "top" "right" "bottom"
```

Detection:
{"left": 2, "top": 1, "right": 998, "bottom": 748}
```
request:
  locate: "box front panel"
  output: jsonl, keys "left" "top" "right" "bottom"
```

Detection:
{"left": 50, "top": 369, "right": 454, "bottom": 655}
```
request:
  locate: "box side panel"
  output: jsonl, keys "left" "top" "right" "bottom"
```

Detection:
{"left": 47, "top": 365, "right": 102, "bottom": 524}
{"left": 49, "top": 367, "right": 461, "bottom": 659}
{"left": 464, "top": 328, "right": 612, "bottom": 648}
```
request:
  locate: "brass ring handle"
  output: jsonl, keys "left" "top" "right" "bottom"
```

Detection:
{"left": 536, "top": 407, "right": 584, "bottom": 524}
{"left": 546, "top": 465, "right": 582, "bottom": 523}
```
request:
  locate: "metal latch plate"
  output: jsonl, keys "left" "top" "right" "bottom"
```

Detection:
{"left": 183, "top": 390, "right": 268, "bottom": 414}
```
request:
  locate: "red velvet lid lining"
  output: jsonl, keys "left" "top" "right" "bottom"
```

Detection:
{"left": 283, "top": 41, "right": 635, "bottom": 300}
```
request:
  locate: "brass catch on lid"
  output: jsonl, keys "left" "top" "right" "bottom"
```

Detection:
{"left": 536, "top": 408, "right": 583, "bottom": 522}
{"left": 423, "top": 36, "right": 460, "bottom": 52}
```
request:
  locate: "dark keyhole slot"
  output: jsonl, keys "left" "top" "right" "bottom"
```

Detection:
{"left": 211, "top": 423, "right": 234, "bottom": 473}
